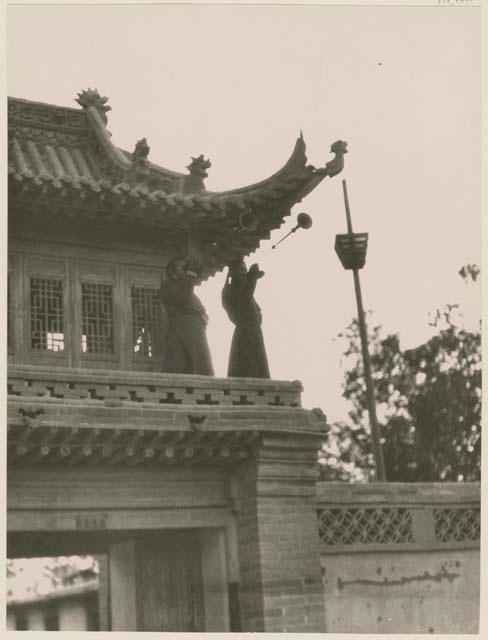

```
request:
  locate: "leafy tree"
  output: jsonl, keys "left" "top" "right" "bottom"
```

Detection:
{"left": 320, "top": 267, "right": 481, "bottom": 482}
{"left": 7, "top": 556, "right": 98, "bottom": 600}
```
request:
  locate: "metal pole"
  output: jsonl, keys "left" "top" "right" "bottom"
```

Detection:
{"left": 342, "top": 179, "right": 387, "bottom": 482}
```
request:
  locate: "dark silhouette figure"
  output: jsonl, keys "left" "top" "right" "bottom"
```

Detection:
{"left": 160, "top": 258, "right": 214, "bottom": 376}
{"left": 222, "top": 261, "right": 270, "bottom": 378}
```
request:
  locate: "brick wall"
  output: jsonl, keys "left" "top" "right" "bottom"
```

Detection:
{"left": 317, "top": 482, "right": 480, "bottom": 633}
{"left": 232, "top": 460, "right": 264, "bottom": 631}
{"left": 257, "top": 492, "right": 325, "bottom": 632}
{"left": 232, "top": 433, "right": 325, "bottom": 632}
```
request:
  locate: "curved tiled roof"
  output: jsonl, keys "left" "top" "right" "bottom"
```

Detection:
{"left": 8, "top": 94, "right": 185, "bottom": 196}
{"left": 8, "top": 89, "right": 347, "bottom": 277}
{"left": 7, "top": 579, "right": 98, "bottom": 607}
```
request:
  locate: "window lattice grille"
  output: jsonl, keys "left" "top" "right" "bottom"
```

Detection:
{"left": 30, "top": 278, "right": 65, "bottom": 351}
{"left": 81, "top": 283, "right": 114, "bottom": 354}
{"left": 318, "top": 507, "right": 414, "bottom": 546}
{"left": 433, "top": 507, "right": 480, "bottom": 543}
{"left": 132, "top": 286, "right": 160, "bottom": 357}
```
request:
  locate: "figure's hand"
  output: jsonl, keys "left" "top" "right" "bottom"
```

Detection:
{"left": 250, "top": 263, "right": 265, "bottom": 278}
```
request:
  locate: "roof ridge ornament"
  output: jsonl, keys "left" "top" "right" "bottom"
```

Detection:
{"left": 187, "top": 154, "right": 211, "bottom": 177}
{"left": 124, "top": 137, "right": 151, "bottom": 186}
{"left": 132, "top": 137, "right": 150, "bottom": 164}
{"left": 183, "top": 154, "right": 211, "bottom": 194}
{"left": 325, "top": 140, "right": 348, "bottom": 178}
{"left": 75, "top": 88, "right": 111, "bottom": 125}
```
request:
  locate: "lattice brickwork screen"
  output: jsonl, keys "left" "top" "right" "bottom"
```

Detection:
{"left": 81, "top": 283, "right": 114, "bottom": 354}
{"left": 132, "top": 286, "right": 160, "bottom": 357}
{"left": 433, "top": 507, "right": 481, "bottom": 543}
{"left": 318, "top": 507, "right": 414, "bottom": 546}
{"left": 30, "top": 278, "right": 65, "bottom": 351}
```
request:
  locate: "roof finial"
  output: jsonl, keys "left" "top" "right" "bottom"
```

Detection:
{"left": 75, "top": 88, "right": 111, "bottom": 124}
{"left": 132, "top": 137, "right": 150, "bottom": 163}
{"left": 186, "top": 154, "right": 211, "bottom": 178}
{"left": 325, "top": 140, "right": 348, "bottom": 178}
{"left": 182, "top": 154, "right": 211, "bottom": 194}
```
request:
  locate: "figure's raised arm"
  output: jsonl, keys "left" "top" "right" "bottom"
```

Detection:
{"left": 245, "top": 263, "right": 264, "bottom": 296}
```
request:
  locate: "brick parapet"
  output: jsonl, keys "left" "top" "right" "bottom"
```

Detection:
{"left": 316, "top": 481, "right": 481, "bottom": 555}
{"left": 7, "top": 365, "right": 305, "bottom": 409}
{"left": 7, "top": 368, "right": 327, "bottom": 469}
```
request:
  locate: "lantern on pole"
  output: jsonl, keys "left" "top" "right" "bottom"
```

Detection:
{"left": 335, "top": 179, "right": 387, "bottom": 482}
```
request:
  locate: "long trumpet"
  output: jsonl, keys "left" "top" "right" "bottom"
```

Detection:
{"left": 271, "top": 212, "right": 313, "bottom": 250}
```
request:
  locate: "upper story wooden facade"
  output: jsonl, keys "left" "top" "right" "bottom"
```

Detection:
{"left": 8, "top": 236, "right": 165, "bottom": 371}
{"left": 8, "top": 89, "right": 347, "bottom": 372}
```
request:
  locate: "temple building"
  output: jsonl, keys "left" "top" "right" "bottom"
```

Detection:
{"left": 7, "top": 89, "right": 344, "bottom": 632}
{"left": 7, "top": 90, "right": 479, "bottom": 634}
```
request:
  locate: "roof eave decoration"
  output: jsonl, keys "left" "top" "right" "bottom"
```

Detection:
{"left": 193, "top": 135, "right": 347, "bottom": 205}
{"left": 75, "top": 88, "right": 111, "bottom": 122}
{"left": 183, "top": 154, "right": 211, "bottom": 195}
{"left": 76, "top": 88, "right": 132, "bottom": 172}
{"left": 75, "top": 89, "right": 188, "bottom": 191}
{"left": 8, "top": 89, "right": 347, "bottom": 278}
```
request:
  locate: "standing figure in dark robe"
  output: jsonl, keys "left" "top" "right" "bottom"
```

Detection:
{"left": 222, "top": 260, "right": 270, "bottom": 378}
{"left": 160, "top": 258, "right": 214, "bottom": 376}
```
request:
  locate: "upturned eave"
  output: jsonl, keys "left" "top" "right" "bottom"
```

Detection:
{"left": 8, "top": 91, "right": 347, "bottom": 279}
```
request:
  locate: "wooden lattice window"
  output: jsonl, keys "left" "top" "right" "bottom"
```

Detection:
{"left": 81, "top": 283, "right": 114, "bottom": 354}
{"left": 30, "top": 277, "right": 65, "bottom": 351}
{"left": 132, "top": 286, "right": 161, "bottom": 357}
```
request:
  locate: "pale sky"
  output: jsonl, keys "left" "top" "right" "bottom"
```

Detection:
{"left": 7, "top": 4, "right": 481, "bottom": 421}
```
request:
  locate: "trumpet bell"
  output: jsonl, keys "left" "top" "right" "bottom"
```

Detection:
{"left": 296, "top": 212, "right": 313, "bottom": 229}
{"left": 271, "top": 211, "right": 313, "bottom": 250}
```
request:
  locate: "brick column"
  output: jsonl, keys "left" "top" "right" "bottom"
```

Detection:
{"left": 232, "top": 431, "right": 325, "bottom": 632}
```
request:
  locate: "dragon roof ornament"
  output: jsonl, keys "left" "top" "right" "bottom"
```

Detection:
{"left": 75, "top": 88, "right": 111, "bottom": 124}
{"left": 183, "top": 154, "right": 212, "bottom": 194}
{"left": 187, "top": 154, "right": 211, "bottom": 177}
{"left": 325, "top": 140, "right": 348, "bottom": 177}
